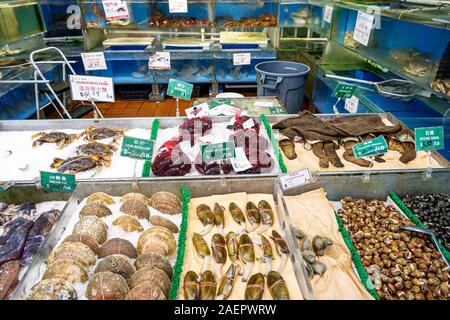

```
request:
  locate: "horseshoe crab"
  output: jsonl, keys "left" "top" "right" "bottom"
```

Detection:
{"left": 137, "top": 227, "right": 177, "bottom": 257}
{"left": 77, "top": 142, "right": 116, "bottom": 167}
{"left": 271, "top": 230, "right": 290, "bottom": 272}
{"left": 211, "top": 233, "right": 227, "bottom": 278}
{"left": 32, "top": 131, "right": 80, "bottom": 149}
{"left": 216, "top": 263, "right": 239, "bottom": 300}
{"left": 51, "top": 155, "right": 101, "bottom": 174}
{"left": 192, "top": 232, "right": 211, "bottom": 274}
{"left": 150, "top": 191, "right": 182, "bottom": 215}
{"left": 213, "top": 203, "right": 225, "bottom": 234}
{"left": 120, "top": 193, "right": 150, "bottom": 206}
{"left": 149, "top": 215, "right": 179, "bottom": 233}
{"left": 199, "top": 271, "right": 216, "bottom": 300}
{"left": 245, "top": 202, "right": 260, "bottom": 233}
{"left": 183, "top": 271, "right": 200, "bottom": 300}
{"left": 28, "top": 278, "right": 77, "bottom": 300}
{"left": 229, "top": 202, "right": 246, "bottom": 234}
{"left": 72, "top": 216, "right": 108, "bottom": 244}
{"left": 84, "top": 127, "right": 126, "bottom": 142}
{"left": 125, "top": 283, "right": 167, "bottom": 300}
{"left": 196, "top": 204, "right": 215, "bottom": 235}
{"left": 245, "top": 273, "right": 265, "bottom": 300}
{"left": 120, "top": 200, "right": 150, "bottom": 220}
{"left": 48, "top": 242, "right": 96, "bottom": 267}
{"left": 63, "top": 234, "right": 100, "bottom": 255}
{"left": 259, "top": 235, "right": 273, "bottom": 276}
{"left": 86, "top": 192, "right": 115, "bottom": 206}
{"left": 267, "top": 271, "right": 290, "bottom": 300}
{"left": 312, "top": 235, "right": 333, "bottom": 256}
{"left": 79, "top": 202, "right": 112, "bottom": 218}
{"left": 129, "top": 266, "right": 171, "bottom": 297}
{"left": 112, "top": 215, "right": 144, "bottom": 232}
{"left": 43, "top": 259, "right": 88, "bottom": 283}
{"left": 239, "top": 234, "right": 255, "bottom": 282}
{"left": 86, "top": 271, "right": 129, "bottom": 300}
{"left": 257, "top": 200, "right": 274, "bottom": 235}
{"left": 94, "top": 254, "right": 136, "bottom": 280}
{"left": 134, "top": 253, "right": 173, "bottom": 280}
{"left": 99, "top": 238, "right": 138, "bottom": 259}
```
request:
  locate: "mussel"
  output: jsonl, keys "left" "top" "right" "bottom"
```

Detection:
{"left": 257, "top": 200, "right": 274, "bottom": 235}
{"left": 312, "top": 235, "right": 333, "bottom": 256}
{"left": 239, "top": 234, "right": 255, "bottom": 282}
{"left": 192, "top": 232, "right": 211, "bottom": 274}
{"left": 196, "top": 204, "right": 215, "bottom": 236}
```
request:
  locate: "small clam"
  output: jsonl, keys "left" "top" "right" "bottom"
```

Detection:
{"left": 295, "top": 229, "right": 307, "bottom": 240}
{"left": 28, "top": 278, "right": 77, "bottom": 300}
{"left": 86, "top": 271, "right": 129, "bottom": 300}
{"left": 302, "top": 250, "right": 316, "bottom": 264}
{"left": 63, "top": 234, "right": 100, "bottom": 255}
{"left": 134, "top": 253, "right": 173, "bottom": 280}
{"left": 267, "top": 271, "right": 290, "bottom": 300}
{"left": 301, "top": 237, "right": 312, "bottom": 252}
{"left": 48, "top": 242, "right": 96, "bottom": 267}
{"left": 79, "top": 203, "right": 112, "bottom": 218}
{"left": 125, "top": 283, "right": 167, "bottom": 300}
{"left": 120, "top": 200, "right": 150, "bottom": 220}
{"left": 137, "top": 227, "right": 177, "bottom": 257}
{"left": 95, "top": 254, "right": 136, "bottom": 280}
{"left": 72, "top": 216, "right": 108, "bottom": 244}
{"left": 120, "top": 193, "right": 150, "bottom": 206}
{"left": 312, "top": 261, "right": 327, "bottom": 276}
{"left": 86, "top": 192, "right": 115, "bottom": 206}
{"left": 112, "top": 215, "right": 144, "bottom": 232}
{"left": 149, "top": 215, "right": 179, "bottom": 233}
{"left": 183, "top": 271, "right": 200, "bottom": 300}
{"left": 312, "top": 235, "right": 333, "bottom": 256}
{"left": 129, "top": 266, "right": 171, "bottom": 297}
{"left": 99, "top": 238, "right": 138, "bottom": 259}
{"left": 245, "top": 273, "right": 265, "bottom": 300}
{"left": 43, "top": 259, "right": 88, "bottom": 283}
{"left": 150, "top": 191, "right": 182, "bottom": 215}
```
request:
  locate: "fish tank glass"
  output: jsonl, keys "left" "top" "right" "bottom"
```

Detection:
{"left": 278, "top": 1, "right": 309, "bottom": 27}
{"left": 40, "top": 0, "right": 82, "bottom": 38}
{"left": 214, "top": 0, "right": 278, "bottom": 28}
{"left": 148, "top": 0, "right": 212, "bottom": 28}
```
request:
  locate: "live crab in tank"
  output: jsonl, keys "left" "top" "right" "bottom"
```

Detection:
{"left": 32, "top": 131, "right": 81, "bottom": 148}
{"left": 83, "top": 127, "right": 126, "bottom": 142}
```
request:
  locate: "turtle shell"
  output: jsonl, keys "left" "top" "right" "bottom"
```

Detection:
{"left": 137, "top": 227, "right": 176, "bottom": 257}
{"left": 28, "top": 278, "right": 78, "bottom": 300}
{"left": 63, "top": 234, "right": 100, "bottom": 255}
{"left": 43, "top": 259, "right": 88, "bottom": 283}
{"left": 95, "top": 254, "right": 136, "bottom": 280}
{"left": 134, "top": 253, "right": 173, "bottom": 280}
{"left": 48, "top": 242, "right": 96, "bottom": 267}
{"left": 86, "top": 192, "right": 115, "bottom": 206}
{"left": 79, "top": 203, "right": 112, "bottom": 218}
{"left": 72, "top": 216, "right": 108, "bottom": 244}
{"left": 125, "top": 282, "right": 166, "bottom": 300}
{"left": 128, "top": 266, "right": 171, "bottom": 297}
{"left": 112, "top": 215, "right": 144, "bottom": 232}
{"left": 120, "top": 200, "right": 150, "bottom": 220}
{"left": 150, "top": 192, "right": 182, "bottom": 215}
{"left": 120, "top": 193, "right": 150, "bottom": 206}
{"left": 149, "top": 215, "right": 179, "bottom": 233}
{"left": 99, "top": 238, "right": 138, "bottom": 259}
{"left": 86, "top": 271, "right": 129, "bottom": 300}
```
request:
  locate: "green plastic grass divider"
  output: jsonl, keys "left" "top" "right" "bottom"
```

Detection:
{"left": 388, "top": 192, "right": 450, "bottom": 263}
{"left": 169, "top": 186, "right": 191, "bottom": 300}
{"left": 141, "top": 119, "right": 160, "bottom": 177}
{"left": 260, "top": 114, "right": 287, "bottom": 173}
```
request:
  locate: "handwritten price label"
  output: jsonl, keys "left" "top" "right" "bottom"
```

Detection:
{"left": 279, "top": 168, "right": 312, "bottom": 191}
{"left": 169, "top": 0, "right": 188, "bottom": 13}
{"left": 81, "top": 52, "right": 107, "bottom": 71}
{"left": 233, "top": 53, "right": 251, "bottom": 66}
{"left": 353, "top": 11, "right": 374, "bottom": 46}
{"left": 102, "top": 0, "right": 130, "bottom": 20}
{"left": 70, "top": 75, "right": 115, "bottom": 102}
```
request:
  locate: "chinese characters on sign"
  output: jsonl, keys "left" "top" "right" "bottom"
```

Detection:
{"left": 233, "top": 53, "right": 251, "bottom": 66}
{"left": 167, "top": 79, "right": 193, "bottom": 101}
{"left": 332, "top": 83, "right": 358, "bottom": 99}
{"left": 352, "top": 136, "right": 388, "bottom": 159}
{"left": 168, "top": 0, "right": 188, "bottom": 13}
{"left": 41, "top": 171, "right": 76, "bottom": 193}
{"left": 149, "top": 52, "right": 171, "bottom": 70}
{"left": 70, "top": 75, "right": 115, "bottom": 102}
{"left": 353, "top": 11, "right": 374, "bottom": 46}
{"left": 201, "top": 142, "right": 236, "bottom": 161}
{"left": 324, "top": 5, "right": 333, "bottom": 24}
{"left": 102, "top": 0, "right": 130, "bottom": 20}
{"left": 279, "top": 168, "right": 312, "bottom": 191}
{"left": 345, "top": 95, "right": 359, "bottom": 114}
{"left": 120, "top": 136, "right": 154, "bottom": 161}
{"left": 81, "top": 52, "right": 107, "bottom": 71}
{"left": 415, "top": 127, "right": 444, "bottom": 151}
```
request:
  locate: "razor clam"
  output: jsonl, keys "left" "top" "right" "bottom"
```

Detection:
{"left": 216, "top": 263, "right": 239, "bottom": 300}
{"left": 267, "top": 271, "right": 290, "bottom": 300}
{"left": 196, "top": 204, "right": 215, "bottom": 235}
{"left": 245, "top": 202, "right": 260, "bottom": 233}
{"left": 257, "top": 200, "right": 274, "bottom": 235}
{"left": 213, "top": 203, "right": 225, "bottom": 234}
{"left": 259, "top": 235, "right": 273, "bottom": 276}
{"left": 199, "top": 271, "right": 216, "bottom": 300}
{"left": 270, "top": 230, "right": 290, "bottom": 272}
{"left": 239, "top": 233, "right": 255, "bottom": 282}
{"left": 245, "top": 273, "right": 265, "bottom": 300}
{"left": 211, "top": 233, "right": 227, "bottom": 279}
{"left": 183, "top": 271, "right": 200, "bottom": 300}
{"left": 192, "top": 232, "right": 211, "bottom": 273}
{"left": 229, "top": 202, "right": 247, "bottom": 235}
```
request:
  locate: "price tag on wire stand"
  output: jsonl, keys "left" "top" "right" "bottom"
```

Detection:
{"left": 278, "top": 168, "right": 312, "bottom": 191}
{"left": 40, "top": 171, "right": 76, "bottom": 193}
{"left": 169, "top": 0, "right": 188, "bottom": 13}
{"left": 415, "top": 127, "right": 444, "bottom": 151}
{"left": 233, "top": 53, "right": 251, "bottom": 66}
{"left": 352, "top": 136, "right": 388, "bottom": 159}
{"left": 353, "top": 11, "right": 374, "bottom": 46}
{"left": 167, "top": 79, "right": 193, "bottom": 101}
{"left": 70, "top": 75, "right": 115, "bottom": 102}
{"left": 81, "top": 52, "right": 107, "bottom": 71}
{"left": 345, "top": 95, "right": 359, "bottom": 113}
{"left": 102, "top": 0, "right": 130, "bottom": 20}
{"left": 324, "top": 5, "right": 333, "bottom": 23}
{"left": 120, "top": 136, "right": 154, "bottom": 160}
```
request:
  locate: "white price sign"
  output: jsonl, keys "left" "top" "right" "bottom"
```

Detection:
{"left": 345, "top": 95, "right": 359, "bottom": 114}
{"left": 230, "top": 147, "right": 253, "bottom": 173}
{"left": 208, "top": 104, "right": 240, "bottom": 116}
{"left": 70, "top": 75, "right": 115, "bottom": 102}
{"left": 185, "top": 102, "right": 209, "bottom": 119}
{"left": 254, "top": 101, "right": 274, "bottom": 108}
{"left": 149, "top": 52, "right": 171, "bottom": 70}
{"left": 324, "top": 5, "right": 333, "bottom": 23}
{"left": 169, "top": 0, "right": 188, "bottom": 13}
{"left": 102, "top": 0, "right": 129, "bottom": 20}
{"left": 233, "top": 53, "right": 251, "bottom": 66}
{"left": 81, "top": 52, "right": 107, "bottom": 71}
{"left": 279, "top": 168, "right": 312, "bottom": 191}
{"left": 353, "top": 11, "right": 374, "bottom": 46}
{"left": 242, "top": 118, "right": 255, "bottom": 130}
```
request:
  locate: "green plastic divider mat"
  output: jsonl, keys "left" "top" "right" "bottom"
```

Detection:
{"left": 260, "top": 114, "right": 287, "bottom": 173}
{"left": 388, "top": 192, "right": 450, "bottom": 263}
{"left": 169, "top": 186, "right": 191, "bottom": 300}
{"left": 141, "top": 119, "right": 160, "bottom": 177}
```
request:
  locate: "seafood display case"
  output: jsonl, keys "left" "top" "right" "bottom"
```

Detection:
{"left": 192, "top": 96, "right": 287, "bottom": 115}
{"left": 148, "top": 0, "right": 213, "bottom": 28}
{"left": 214, "top": 0, "right": 278, "bottom": 28}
